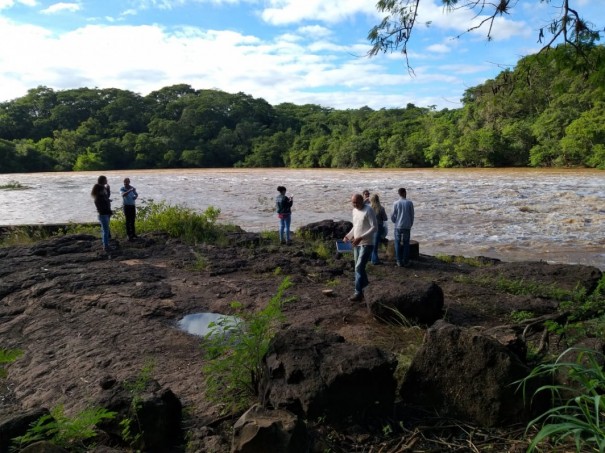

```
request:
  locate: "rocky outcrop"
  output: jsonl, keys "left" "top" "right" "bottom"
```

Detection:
{"left": 298, "top": 220, "right": 352, "bottom": 240}
{"left": 261, "top": 327, "right": 397, "bottom": 420}
{"left": 400, "top": 320, "right": 544, "bottom": 427}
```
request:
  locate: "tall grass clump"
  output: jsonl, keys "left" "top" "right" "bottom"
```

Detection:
{"left": 519, "top": 348, "right": 605, "bottom": 452}
{"left": 202, "top": 276, "right": 294, "bottom": 414}
{"left": 111, "top": 200, "right": 228, "bottom": 243}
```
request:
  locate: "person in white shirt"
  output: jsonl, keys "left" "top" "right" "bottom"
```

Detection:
{"left": 344, "top": 193, "right": 377, "bottom": 301}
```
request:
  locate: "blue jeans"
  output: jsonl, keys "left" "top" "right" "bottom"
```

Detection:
{"left": 353, "top": 245, "right": 373, "bottom": 295}
{"left": 98, "top": 214, "right": 111, "bottom": 248}
{"left": 371, "top": 224, "right": 384, "bottom": 264}
{"left": 394, "top": 228, "right": 411, "bottom": 265}
{"left": 279, "top": 215, "right": 291, "bottom": 242}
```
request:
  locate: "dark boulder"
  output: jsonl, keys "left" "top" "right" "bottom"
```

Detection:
{"left": 369, "top": 280, "right": 444, "bottom": 325}
{"left": 95, "top": 379, "right": 182, "bottom": 450}
{"left": 261, "top": 327, "right": 397, "bottom": 420}
{"left": 400, "top": 320, "right": 544, "bottom": 427}
{"left": 0, "top": 408, "right": 49, "bottom": 453}
{"left": 298, "top": 220, "right": 352, "bottom": 241}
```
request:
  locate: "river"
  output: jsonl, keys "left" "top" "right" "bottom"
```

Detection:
{"left": 0, "top": 168, "right": 603, "bottom": 270}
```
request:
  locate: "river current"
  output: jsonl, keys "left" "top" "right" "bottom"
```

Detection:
{"left": 1, "top": 168, "right": 603, "bottom": 270}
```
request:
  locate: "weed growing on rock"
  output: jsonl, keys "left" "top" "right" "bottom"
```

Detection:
{"left": 202, "top": 276, "right": 294, "bottom": 414}
{"left": 119, "top": 359, "right": 156, "bottom": 448}
{"left": 11, "top": 404, "right": 116, "bottom": 452}
{"left": 0, "top": 348, "right": 22, "bottom": 378}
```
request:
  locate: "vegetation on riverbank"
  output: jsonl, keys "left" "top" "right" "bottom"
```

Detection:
{"left": 0, "top": 45, "right": 603, "bottom": 173}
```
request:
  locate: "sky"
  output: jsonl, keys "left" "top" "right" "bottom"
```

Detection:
{"left": 0, "top": 0, "right": 601, "bottom": 110}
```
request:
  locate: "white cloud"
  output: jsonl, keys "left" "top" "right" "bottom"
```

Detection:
{"left": 0, "top": 0, "right": 36, "bottom": 9}
{"left": 41, "top": 2, "right": 81, "bottom": 14}
{"left": 261, "top": 0, "right": 377, "bottom": 25}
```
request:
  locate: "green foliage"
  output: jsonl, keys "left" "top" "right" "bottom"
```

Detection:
{"left": 519, "top": 348, "right": 605, "bottom": 452}
{"left": 11, "top": 404, "right": 117, "bottom": 451}
{"left": 112, "top": 200, "right": 227, "bottom": 244}
{"left": 545, "top": 274, "right": 605, "bottom": 343}
{"left": 509, "top": 310, "right": 535, "bottom": 323}
{"left": 202, "top": 277, "right": 294, "bottom": 413}
{"left": 0, "top": 348, "right": 23, "bottom": 378}
{"left": 1, "top": 48, "right": 604, "bottom": 173}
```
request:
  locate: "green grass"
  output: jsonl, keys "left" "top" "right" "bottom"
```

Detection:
{"left": 518, "top": 348, "right": 605, "bottom": 452}
{"left": 435, "top": 254, "right": 493, "bottom": 267}
{"left": 454, "top": 274, "right": 578, "bottom": 301}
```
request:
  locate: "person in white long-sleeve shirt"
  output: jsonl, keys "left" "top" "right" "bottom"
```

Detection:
{"left": 391, "top": 187, "right": 415, "bottom": 267}
{"left": 344, "top": 193, "right": 377, "bottom": 301}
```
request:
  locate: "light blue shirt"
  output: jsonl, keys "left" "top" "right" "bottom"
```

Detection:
{"left": 391, "top": 197, "right": 414, "bottom": 230}
{"left": 120, "top": 186, "right": 138, "bottom": 206}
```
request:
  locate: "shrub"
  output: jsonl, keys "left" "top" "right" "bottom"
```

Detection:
{"left": 202, "top": 277, "right": 294, "bottom": 413}
{"left": 111, "top": 200, "right": 231, "bottom": 243}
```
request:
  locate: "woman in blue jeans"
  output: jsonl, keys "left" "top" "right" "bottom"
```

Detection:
{"left": 370, "top": 194, "right": 388, "bottom": 264}
{"left": 91, "top": 175, "right": 113, "bottom": 252}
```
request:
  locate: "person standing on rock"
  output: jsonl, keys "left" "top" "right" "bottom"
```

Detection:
{"left": 344, "top": 193, "right": 377, "bottom": 301}
{"left": 91, "top": 175, "right": 112, "bottom": 253}
{"left": 275, "top": 186, "right": 293, "bottom": 245}
{"left": 370, "top": 193, "right": 388, "bottom": 265}
{"left": 120, "top": 177, "right": 138, "bottom": 241}
{"left": 391, "top": 187, "right": 414, "bottom": 267}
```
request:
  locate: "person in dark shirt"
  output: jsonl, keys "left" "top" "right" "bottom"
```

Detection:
{"left": 275, "top": 185, "right": 293, "bottom": 245}
{"left": 91, "top": 175, "right": 112, "bottom": 252}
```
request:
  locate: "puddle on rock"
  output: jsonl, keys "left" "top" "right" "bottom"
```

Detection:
{"left": 177, "top": 312, "right": 240, "bottom": 337}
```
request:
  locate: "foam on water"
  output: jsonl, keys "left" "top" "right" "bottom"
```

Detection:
{"left": 0, "top": 168, "right": 603, "bottom": 269}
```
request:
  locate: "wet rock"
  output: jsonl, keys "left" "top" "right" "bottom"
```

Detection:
{"left": 261, "top": 327, "right": 397, "bottom": 420}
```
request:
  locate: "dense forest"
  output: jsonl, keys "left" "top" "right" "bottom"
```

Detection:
{"left": 1, "top": 45, "right": 603, "bottom": 173}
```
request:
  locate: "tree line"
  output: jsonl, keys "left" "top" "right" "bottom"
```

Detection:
{"left": 0, "top": 45, "right": 603, "bottom": 173}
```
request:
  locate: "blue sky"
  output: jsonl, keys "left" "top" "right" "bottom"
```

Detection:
{"left": 0, "top": 0, "right": 601, "bottom": 110}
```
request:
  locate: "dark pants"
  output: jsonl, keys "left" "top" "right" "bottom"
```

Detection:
{"left": 123, "top": 204, "right": 136, "bottom": 239}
